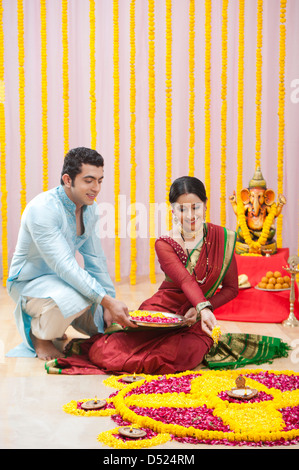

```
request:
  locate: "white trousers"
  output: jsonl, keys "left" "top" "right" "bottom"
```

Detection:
{"left": 24, "top": 297, "right": 98, "bottom": 340}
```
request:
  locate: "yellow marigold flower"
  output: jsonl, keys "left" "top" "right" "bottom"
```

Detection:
{"left": 212, "top": 325, "right": 222, "bottom": 343}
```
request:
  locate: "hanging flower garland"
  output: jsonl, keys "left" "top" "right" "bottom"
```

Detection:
{"left": 40, "top": 0, "right": 48, "bottom": 192}
{"left": 62, "top": 0, "right": 69, "bottom": 156}
{"left": 220, "top": 0, "right": 228, "bottom": 227}
{"left": 18, "top": 0, "right": 26, "bottom": 213}
{"left": 237, "top": 200, "right": 277, "bottom": 251}
{"left": 165, "top": 0, "right": 172, "bottom": 232}
{"left": 0, "top": 0, "right": 8, "bottom": 286}
{"left": 204, "top": 0, "right": 211, "bottom": 223}
{"left": 64, "top": 369, "right": 299, "bottom": 448}
{"left": 236, "top": 0, "right": 245, "bottom": 198}
{"left": 148, "top": 0, "right": 156, "bottom": 284}
{"left": 255, "top": 0, "right": 263, "bottom": 170}
{"left": 113, "top": 0, "right": 121, "bottom": 282}
{"left": 188, "top": 0, "right": 195, "bottom": 178}
{"left": 276, "top": 0, "right": 287, "bottom": 248}
{"left": 129, "top": 0, "right": 137, "bottom": 285}
{"left": 89, "top": 0, "right": 96, "bottom": 150}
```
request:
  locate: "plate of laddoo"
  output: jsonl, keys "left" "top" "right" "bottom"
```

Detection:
{"left": 255, "top": 270, "right": 291, "bottom": 291}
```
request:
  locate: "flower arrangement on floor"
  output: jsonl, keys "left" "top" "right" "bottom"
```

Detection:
{"left": 63, "top": 369, "right": 299, "bottom": 449}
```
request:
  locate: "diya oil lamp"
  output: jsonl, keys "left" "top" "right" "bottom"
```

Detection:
{"left": 122, "top": 372, "right": 144, "bottom": 383}
{"left": 226, "top": 375, "right": 258, "bottom": 400}
{"left": 81, "top": 396, "right": 107, "bottom": 411}
{"left": 118, "top": 426, "right": 147, "bottom": 439}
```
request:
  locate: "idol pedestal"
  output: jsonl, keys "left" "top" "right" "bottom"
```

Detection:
{"left": 214, "top": 248, "right": 299, "bottom": 323}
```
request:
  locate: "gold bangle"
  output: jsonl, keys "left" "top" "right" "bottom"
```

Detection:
{"left": 196, "top": 301, "right": 213, "bottom": 314}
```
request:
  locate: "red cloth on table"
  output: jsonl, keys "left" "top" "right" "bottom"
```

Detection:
{"left": 214, "top": 248, "right": 299, "bottom": 323}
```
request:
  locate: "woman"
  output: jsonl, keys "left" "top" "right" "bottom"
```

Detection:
{"left": 50, "top": 176, "right": 239, "bottom": 375}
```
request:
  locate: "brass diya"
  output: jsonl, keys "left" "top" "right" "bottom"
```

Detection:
{"left": 118, "top": 427, "right": 147, "bottom": 439}
{"left": 81, "top": 398, "right": 107, "bottom": 410}
{"left": 122, "top": 375, "right": 144, "bottom": 383}
{"left": 226, "top": 375, "right": 258, "bottom": 400}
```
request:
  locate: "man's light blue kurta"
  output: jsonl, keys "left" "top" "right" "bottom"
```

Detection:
{"left": 7, "top": 185, "right": 115, "bottom": 353}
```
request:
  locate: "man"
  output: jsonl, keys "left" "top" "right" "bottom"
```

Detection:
{"left": 7, "top": 147, "right": 135, "bottom": 361}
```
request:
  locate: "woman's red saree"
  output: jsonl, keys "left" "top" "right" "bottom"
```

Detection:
{"left": 47, "top": 223, "right": 238, "bottom": 375}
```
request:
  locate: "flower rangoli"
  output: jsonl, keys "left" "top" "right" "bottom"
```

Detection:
{"left": 63, "top": 369, "right": 299, "bottom": 448}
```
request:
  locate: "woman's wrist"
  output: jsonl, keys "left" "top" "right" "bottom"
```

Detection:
{"left": 196, "top": 301, "right": 213, "bottom": 321}
{"left": 196, "top": 301, "right": 213, "bottom": 313}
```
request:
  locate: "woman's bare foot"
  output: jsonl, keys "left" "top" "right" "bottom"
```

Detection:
{"left": 30, "top": 331, "right": 65, "bottom": 361}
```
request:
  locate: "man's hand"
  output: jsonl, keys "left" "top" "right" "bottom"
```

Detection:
{"left": 101, "top": 295, "right": 138, "bottom": 329}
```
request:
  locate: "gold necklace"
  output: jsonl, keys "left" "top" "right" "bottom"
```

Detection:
{"left": 181, "top": 225, "right": 209, "bottom": 284}
{"left": 179, "top": 226, "right": 202, "bottom": 240}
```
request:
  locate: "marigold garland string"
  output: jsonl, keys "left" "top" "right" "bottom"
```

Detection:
{"left": 188, "top": 0, "right": 195, "bottom": 178}
{"left": 62, "top": 0, "right": 69, "bottom": 156}
{"left": 89, "top": 0, "right": 96, "bottom": 150}
{"left": 113, "top": 0, "right": 121, "bottom": 282}
{"left": 40, "top": 0, "right": 48, "bottom": 192}
{"left": 148, "top": 0, "right": 156, "bottom": 284}
{"left": 255, "top": 0, "right": 263, "bottom": 171}
{"left": 18, "top": 0, "right": 26, "bottom": 213}
{"left": 236, "top": 0, "right": 245, "bottom": 198}
{"left": 204, "top": 0, "right": 211, "bottom": 223}
{"left": 0, "top": 0, "right": 8, "bottom": 286}
{"left": 220, "top": 0, "right": 228, "bottom": 227}
{"left": 276, "top": 0, "right": 287, "bottom": 249}
{"left": 64, "top": 369, "right": 299, "bottom": 449}
{"left": 165, "top": 0, "right": 172, "bottom": 232}
{"left": 129, "top": 0, "right": 137, "bottom": 285}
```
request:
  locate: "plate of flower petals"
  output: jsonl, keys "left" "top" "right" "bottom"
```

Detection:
{"left": 128, "top": 310, "right": 187, "bottom": 328}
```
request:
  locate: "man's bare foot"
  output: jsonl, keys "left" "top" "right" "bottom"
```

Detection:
{"left": 30, "top": 331, "right": 65, "bottom": 361}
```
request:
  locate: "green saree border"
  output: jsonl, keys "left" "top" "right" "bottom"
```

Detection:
{"left": 205, "top": 228, "right": 237, "bottom": 299}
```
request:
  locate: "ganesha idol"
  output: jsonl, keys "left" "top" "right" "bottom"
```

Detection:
{"left": 229, "top": 167, "right": 286, "bottom": 255}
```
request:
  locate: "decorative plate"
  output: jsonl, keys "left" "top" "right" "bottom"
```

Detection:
{"left": 254, "top": 286, "right": 290, "bottom": 292}
{"left": 129, "top": 311, "right": 186, "bottom": 329}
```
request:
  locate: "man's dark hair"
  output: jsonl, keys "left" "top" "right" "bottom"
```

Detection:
{"left": 60, "top": 147, "right": 104, "bottom": 185}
